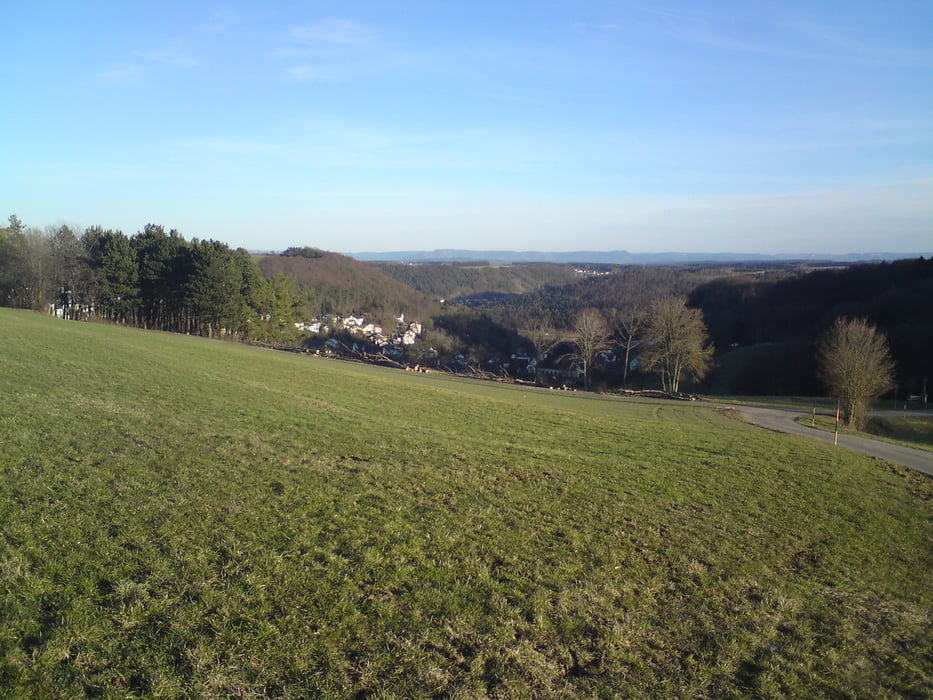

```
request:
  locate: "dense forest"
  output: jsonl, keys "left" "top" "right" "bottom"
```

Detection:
{"left": 373, "top": 261, "right": 584, "bottom": 299}
{"left": 485, "top": 266, "right": 712, "bottom": 330}
{"left": 690, "top": 258, "right": 933, "bottom": 397}
{"left": 0, "top": 217, "right": 304, "bottom": 342}
{"left": 480, "top": 263, "right": 840, "bottom": 331}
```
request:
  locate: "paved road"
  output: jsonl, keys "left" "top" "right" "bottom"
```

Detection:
{"left": 737, "top": 406, "right": 933, "bottom": 476}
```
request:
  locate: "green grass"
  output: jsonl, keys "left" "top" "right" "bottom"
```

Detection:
{"left": 866, "top": 415, "right": 933, "bottom": 450}
{"left": 1, "top": 309, "right": 931, "bottom": 698}
{"left": 713, "top": 395, "right": 838, "bottom": 411}
{"left": 802, "top": 413, "right": 933, "bottom": 452}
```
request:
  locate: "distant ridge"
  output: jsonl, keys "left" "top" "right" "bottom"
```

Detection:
{"left": 255, "top": 251, "right": 439, "bottom": 324}
{"left": 349, "top": 250, "right": 929, "bottom": 265}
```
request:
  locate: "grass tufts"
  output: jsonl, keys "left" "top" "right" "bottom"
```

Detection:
{"left": 0, "top": 309, "right": 930, "bottom": 696}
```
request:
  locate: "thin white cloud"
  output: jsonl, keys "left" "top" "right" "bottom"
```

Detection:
{"left": 613, "top": 3, "right": 932, "bottom": 69}
{"left": 680, "top": 28, "right": 930, "bottom": 69}
{"left": 98, "top": 63, "right": 143, "bottom": 84}
{"left": 289, "top": 18, "right": 372, "bottom": 46}
{"left": 98, "top": 39, "right": 198, "bottom": 86}
{"left": 665, "top": 13, "right": 932, "bottom": 69}
{"left": 178, "top": 139, "right": 282, "bottom": 155}
{"left": 198, "top": 6, "right": 245, "bottom": 36}
{"left": 573, "top": 23, "right": 620, "bottom": 32}
{"left": 284, "top": 64, "right": 313, "bottom": 81}
{"left": 786, "top": 18, "right": 933, "bottom": 70}
{"left": 135, "top": 39, "right": 200, "bottom": 68}
{"left": 283, "top": 63, "right": 339, "bottom": 82}
{"left": 275, "top": 18, "right": 388, "bottom": 81}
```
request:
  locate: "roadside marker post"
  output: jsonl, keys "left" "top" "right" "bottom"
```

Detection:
{"left": 834, "top": 401, "right": 840, "bottom": 446}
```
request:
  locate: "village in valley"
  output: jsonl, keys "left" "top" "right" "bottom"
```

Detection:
{"left": 294, "top": 312, "right": 424, "bottom": 360}
{"left": 290, "top": 308, "right": 605, "bottom": 385}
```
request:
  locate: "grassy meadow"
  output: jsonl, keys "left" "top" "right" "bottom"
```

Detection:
{"left": 1, "top": 309, "right": 931, "bottom": 697}
{"left": 802, "top": 414, "right": 933, "bottom": 453}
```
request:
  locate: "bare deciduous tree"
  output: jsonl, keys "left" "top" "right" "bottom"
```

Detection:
{"left": 641, "top": 296, "right": 713, "bottom": 393}
{"left": 568, "top": 308, "right": 611, "bottom": 390}
{"left": 610, "top": 304, "right": 647, "bottom": 388}
{"left": 816, "top": 317, "right": 895, "bottom": 430}
{"left": 522, "top": 325, "right": 562, "bottom": 382}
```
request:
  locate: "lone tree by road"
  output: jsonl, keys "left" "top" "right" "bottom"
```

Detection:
{"left": 568, "top": 308, "right": 611, "bottom": 391}
{"left": 641, "top": 296, "right": 714, "bottom": 394}
{"left": 816, "top": 317, "right": 896, "bottom": 430}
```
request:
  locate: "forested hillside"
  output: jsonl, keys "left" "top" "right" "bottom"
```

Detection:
{"left": 419, "top": 259, "right": 930, "bottom": 397}
{"left": 258, "top": 252, "right": 439, "bottom": 326}
{"left": 486, "top": 265, "right": 720, "bottom": 329}
{"left": 691, "top": 258, "right": 933, "bottom": 396}
{"left": 373, "top": 262, "right": 583, "bottom": 299}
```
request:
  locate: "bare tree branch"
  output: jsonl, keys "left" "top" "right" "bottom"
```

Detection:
{"left": 641, "top": 296, "right": 713, "bottom": 394}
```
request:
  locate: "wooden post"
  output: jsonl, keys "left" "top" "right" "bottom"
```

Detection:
{"left": 833, "top": 401, "right": 840, "bottom": 446}
{"left": 811, "top": 406, "right": 816, "bottom": 427}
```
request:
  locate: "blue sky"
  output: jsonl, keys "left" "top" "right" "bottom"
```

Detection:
{"left": 2, "top": 1, "right": 931, "bottom": 254}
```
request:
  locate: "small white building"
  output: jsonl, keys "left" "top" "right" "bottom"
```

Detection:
{"left": 294, "top": 321, "right": 324, "bottom": 333}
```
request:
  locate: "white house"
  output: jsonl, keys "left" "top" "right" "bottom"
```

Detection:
{"left": 294, "top": 320, "right": 323, "bottom": 333}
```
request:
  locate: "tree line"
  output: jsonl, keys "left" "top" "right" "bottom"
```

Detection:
{"left": 424, "top": 297, "right": 715, "bottom": 394}
{"left": 0, "top": 216, "right": 304, "bottom": 343}
{"left": 689, "top": 258, "right": 932, "bottom": 397}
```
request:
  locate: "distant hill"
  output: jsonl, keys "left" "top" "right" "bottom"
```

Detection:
{"left": 256, "top": 252, "right": 439, "bottom": 324}
{"left": 351, "top": 249, "right": 930, "bottom": 265}
{"left": 485, "top": 265, "right": 724, "bottom": 330}
{"left": 372, "top": 262, "right": 584, "bottom": 300}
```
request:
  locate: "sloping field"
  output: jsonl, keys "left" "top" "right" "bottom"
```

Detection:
{"left": 1, "top": 309, "right": 930, "bottom": 697}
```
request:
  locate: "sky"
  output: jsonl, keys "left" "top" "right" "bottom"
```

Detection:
{"left": 2, "top": 1, "right": 931, "bottom": 255}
